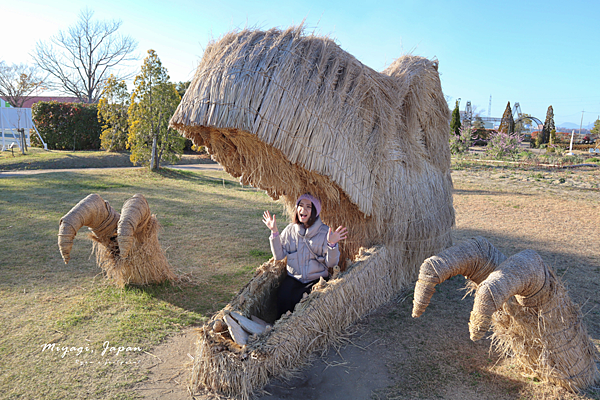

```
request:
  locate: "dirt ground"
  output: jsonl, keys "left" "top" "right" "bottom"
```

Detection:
{"left": 135, "top": 165, "right": 600, "bottom": 400}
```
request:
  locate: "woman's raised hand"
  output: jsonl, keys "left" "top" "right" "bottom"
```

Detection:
{"left": 262, "top": 210, "right": 278, "bottom": 233}
{"left": 327, "top": 226, "right": 348, "bottom": 245}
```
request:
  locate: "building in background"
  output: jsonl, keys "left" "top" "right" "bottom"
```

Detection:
{"left": 0, "top": 97, "right": 79, "bottom": 151}
{"left": 1, "top": 96, "right": 81, "bottom": 108}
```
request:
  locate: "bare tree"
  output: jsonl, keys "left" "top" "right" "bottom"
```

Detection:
{"left": 32, "top": 8, "right": 137, "bottom": 103}
{"left": 0, "top": 62, "right": 47, "bottom": 154}
{"left": 0, "top": 61, "right": 46, "bottom": 108}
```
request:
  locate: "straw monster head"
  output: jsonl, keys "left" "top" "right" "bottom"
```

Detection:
{"left": 170, "top": 26, "right": 455, "bottom": 273}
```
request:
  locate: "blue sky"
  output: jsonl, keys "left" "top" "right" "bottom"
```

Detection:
{"left": 2, "top": 0, "right": 599, "bottom": 127}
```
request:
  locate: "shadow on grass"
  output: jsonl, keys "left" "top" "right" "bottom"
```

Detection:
{"left": 156, "top": 167, "right": 237, "bottom": 186}
{"left": 131, "top": 256, "right": 270, "bottom": 318}
{"left": 0, "top": 150, "right": 214, "bottom": 171}
{"left": 131, "top": 279, "right": 233, "bottom": 317}
{"left": 157, "top": 167, "right": 261, "bottom": 192}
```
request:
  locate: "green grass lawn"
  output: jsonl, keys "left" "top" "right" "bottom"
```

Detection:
{"left": 0, "top": 147, "right": 214, "bottom": 171}
{"left": 0, "top": 167, "right": 284, "bottom": 399}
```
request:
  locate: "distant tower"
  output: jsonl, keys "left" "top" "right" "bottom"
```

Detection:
{"left": 488, "top": 95, "right": 492, "bottom": 118}
{"left": 464, "top": 101, "right": 473, "bottom": 127}
{"left": 513, "top": 102, "right": 522, "bottom": 120}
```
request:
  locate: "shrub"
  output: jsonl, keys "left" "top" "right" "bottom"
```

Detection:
{"left": 29, "top": 128, "right": 44, "bottom": 148}
{"left": 449, "top": 126, "right": 473, "bottom": 155}
{"left": 32, "top": 101, "right": 102, "bottom": 150}
{"left": 546, "top": 144, "right": 565, "bottom": 156}
{"left": 472, "top": 128, "right": 494, "bottom": 145}
{"left": 561, "top": 155, "right": 585, "bottom": 165}
{"left": 485, "top": 131, "right": 522, "bottom": 160}
{"left": 518, "top": 150, "right": 535, "bottom": 161}
{"left": 534, "top": 134, "right": 543, "bottom": 149}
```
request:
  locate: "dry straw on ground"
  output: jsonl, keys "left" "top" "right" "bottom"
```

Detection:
{"left": 413, "top": 236, "right": 600, "bottom": 392}
{"left": 58, "top": 193, "right": 176, "bottom": 287}
{"left": 170, "top": 26, "right": 455, "bottom": 398}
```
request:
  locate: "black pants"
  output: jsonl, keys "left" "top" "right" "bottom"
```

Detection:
{"left": 277, "top": 275, "right": 318, "bottom": 319}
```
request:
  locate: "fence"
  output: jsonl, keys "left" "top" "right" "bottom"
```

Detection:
{"left": 0, "top": 107, "right": 46, "bottom": 151}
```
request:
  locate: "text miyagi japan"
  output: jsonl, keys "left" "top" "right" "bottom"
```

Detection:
{"left": 41, "top": 341, "right": 142, "bottom": 358}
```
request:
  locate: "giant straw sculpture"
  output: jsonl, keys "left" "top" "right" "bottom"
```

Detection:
{"left": 170, "top": 26, "right": 455, "bottom": 399}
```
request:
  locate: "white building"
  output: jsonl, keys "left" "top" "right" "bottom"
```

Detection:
{"left": 0, "top": 96, "right": 79, "bottom": 151}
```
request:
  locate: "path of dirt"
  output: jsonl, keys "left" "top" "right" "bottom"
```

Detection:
{"left": 134, "top": 165, "right": 600, "bottom": 400}
{"left": 0, "top": 163, "right": 224, "bottom": 177}
{"left": 135, "top": 322, "right": 393, "bottom": 400}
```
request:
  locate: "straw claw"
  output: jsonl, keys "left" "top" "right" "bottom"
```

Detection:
{"left": 58, "top": 193, "right": 176, "bottom": 287}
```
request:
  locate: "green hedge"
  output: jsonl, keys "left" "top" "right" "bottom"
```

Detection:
{"left": 31, "top": 101, "right": 101, "bottom": 150}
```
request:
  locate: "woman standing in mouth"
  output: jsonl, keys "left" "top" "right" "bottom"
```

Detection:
{"left": 263, "top": 194, "right": 348, "bottom": 318}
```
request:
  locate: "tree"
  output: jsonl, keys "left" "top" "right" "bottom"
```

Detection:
{"left": 127, "top": 50, "right": 184, "bottom": 170}
{"left": 97, "top": 75, "right": 129, "bottom": 151}
{"left": 591, "top": 118, "right": 600, "bottom": 136}
{"left": 450, "top": 100, "right": 461, "bottom": 136}
{"left": 539, "top": 105, "right": 555, "bottom": 146}
{"left": 471, "top": 115, "right": 489, "bottom": 141}
{"left": 0, "top": 62, "right": 46, "bottom": 108}
{"left": 499, "top": 101, "right": 514, "bottom": 134}
{"left": 176, "top": 81, "right": 191, "bottom": 98}
{"left": 0, "top": 62, "right": 46, "bottom": 154}
{"left": 472, "top": 115, "right": 485, "bottom": 131}
{"left": 514, "top": 113, "right": 532, "bottom": 134}
{"left": 32, "top": 8, "right": 137, "bottom": 103}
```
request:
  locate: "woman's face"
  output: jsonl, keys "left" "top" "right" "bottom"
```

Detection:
{"left": 297, "top": 199, "right": 313, "bottom": 225}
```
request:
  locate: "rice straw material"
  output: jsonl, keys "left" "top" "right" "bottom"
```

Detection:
{"left": 117, "top": 193, "right": 152, "bottom": 258}
{"left": 192, "top": 246, "right": 400, "bottom": 400}
{"left": 58, "top": 193, "right": 120, "bottom": 264}
{"left": 58, "top": 194, "right": 176, "bottom": 287}
{"left": 469, "top": 250, "right": 546, "bottom": 341}
{"left": 478, "top": 251, "right": 599, "bottom": 392}
{"left": 170, "top": 26, "right": 458, "bottom": 398}
{"left": 413, "top": 236, "right": 506, "bottom": 318}
{"left": 413, "top": 238, "right": 600, "bottom": 392}
{"left": 170, "top": 26, "right": 455, "bottom": 274}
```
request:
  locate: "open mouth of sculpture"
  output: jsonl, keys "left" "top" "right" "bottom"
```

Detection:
{"left": 170, "top": 125, "right": 377, "bottom": 269}
{"left": 169, "top": 124, "right": 399, "bottom": 400}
